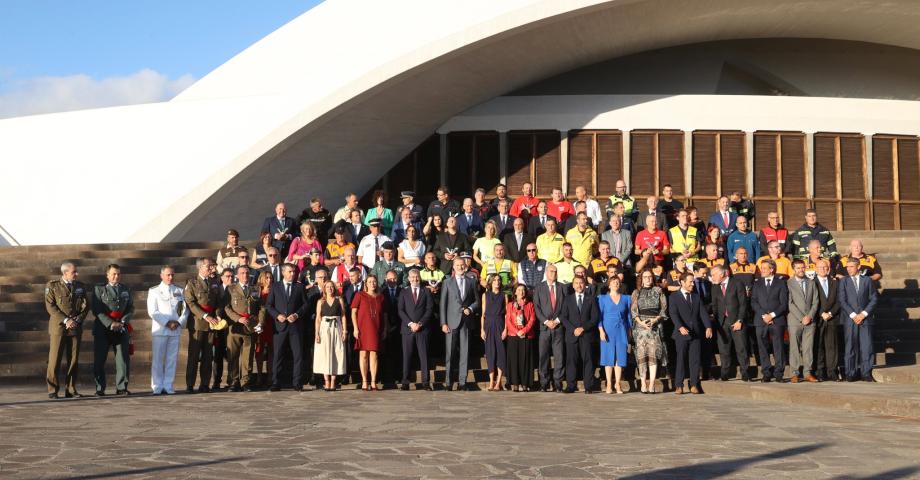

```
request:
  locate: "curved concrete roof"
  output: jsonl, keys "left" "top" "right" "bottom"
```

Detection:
{"left": 2, "top": 0, "right": 920, "bottom": 245}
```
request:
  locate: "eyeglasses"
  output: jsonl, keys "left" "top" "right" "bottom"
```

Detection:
{"left": 526, "top": 249, "right": 537, "bottom": 252}
{"left": 268, "top": 253, "right": 279, "bottom": 257}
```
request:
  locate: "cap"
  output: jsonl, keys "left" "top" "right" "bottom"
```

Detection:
{"left": 368, "top": 218, "right": 382, "bottom": 227}
{"left": 227, "top": 229, "right": 239, "bottom": 236}
{"left": 459, "top": 252, "right": 472, "bottom": 259}
{"left": 381, "top": 241, "right": 395, "bottom": 250}
{"left": 400, "top": 191, "right": 416, "bottom": 199}
{"left": 308, "top": 247, "right": 322, "bottom": 254}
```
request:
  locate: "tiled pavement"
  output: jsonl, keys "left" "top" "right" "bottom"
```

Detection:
{"left": 0, "top": 386, "right": 918, "bottom": 479}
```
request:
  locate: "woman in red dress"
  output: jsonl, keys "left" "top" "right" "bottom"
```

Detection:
{"left": 350, "top": 274, "right": 387, "bottom": 391}
{"left": 254, "top": 270, "right": 274, "bottom": 388}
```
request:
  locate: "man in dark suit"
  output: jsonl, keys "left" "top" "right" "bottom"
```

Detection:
{"left": 838, "top": 256, "right": 879, "bottom": 382}
{"left": 331, "top": 209, "right": 370, "bottom": 245}
{"left": 669, "top": 271, "right": 714, "bottom": 394}
{"left": 534, "top": 264, "right": 567, "bottom": 392}
{"left": 708, "top": 196, "right": 739, "bottom": 237}
{"left": 456, "top": 198, "right": 484, "bottom": 239}
{"left": 265, "top": 264, "right": 310, "bottom": 391}
{"left": 560, "top": 276, "right": 599, "bottom": 394}
{"left": 502, "top": 217, "right": 535, "bottom": 263}
{"left": 440, "top": 258, "right": 480, "bottom": 391}
{"left": 814, "top": 259, "right": 841, "bottom": 381}
{"left": 750, "top": 259, "right": 789, "bottom": 382}
{"left": 709, "top": 265, "right": 750, "bottom": 381}
{"left": 488, "top": 199, "right": 516, "bottom": 241}
{"left": 381, "top": 270, "right": 403, "bottom": 387}
{"left": 398, "top": 269, "right": 434, "bottom": 390}
{"left": 527, "top": 201, "right": 554, "bottom": 237}
{"left": 261, "top": 202, "right": 297, "bottom": 258}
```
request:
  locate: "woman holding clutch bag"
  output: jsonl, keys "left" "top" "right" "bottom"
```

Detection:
{"left": 630, "top": 268, "right": 669, "bottom": 394}
{"left": 505, "top": 283, "right": 536, "bottom": 392}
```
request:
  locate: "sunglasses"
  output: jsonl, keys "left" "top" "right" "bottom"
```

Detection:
{"left": 526, "top": 249, "right": 537, "bottom": 252}
{"left": 268, "top": 253, "right": 279, "bottom": 257}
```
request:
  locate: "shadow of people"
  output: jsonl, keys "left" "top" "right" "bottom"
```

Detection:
{"left": 617, "top": 443, "right": 826, "bottom": 479}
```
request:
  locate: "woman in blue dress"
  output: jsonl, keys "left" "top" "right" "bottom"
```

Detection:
{"left": 597, "top": 276, "right": 632, "bottom": 394}
{"left": 480, "top": 274, "right": 508, "bottom": 391}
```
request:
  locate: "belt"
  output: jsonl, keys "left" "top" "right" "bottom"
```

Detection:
{"left": 322, "top": 316, "right": 339, "bottom": 322}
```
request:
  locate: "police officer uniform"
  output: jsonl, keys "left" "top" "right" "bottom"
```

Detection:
{"left": 91, "top": 281, "right": 134, "bottom": 394}
{"left": 184, "top": 274, "right": 223, "bottom": 392}
{"left": 224, "top": 282, "right": 262, "bottom": 391}
{"left": 44, "top": 278, "right": 89, "bottom": 398}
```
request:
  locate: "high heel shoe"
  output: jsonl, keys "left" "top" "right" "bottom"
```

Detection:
{"left": 371, "top": 385, "right": 378, "bottom": 391}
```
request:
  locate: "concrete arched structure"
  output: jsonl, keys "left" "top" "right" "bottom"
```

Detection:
{"left": 3, "top": 0, "right": 920, "bottom": 245}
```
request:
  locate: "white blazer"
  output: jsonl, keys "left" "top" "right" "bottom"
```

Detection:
{"left": 147, "top": 282, "right": 189, "bottom": 337}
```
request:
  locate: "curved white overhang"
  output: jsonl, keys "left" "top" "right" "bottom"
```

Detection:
{"left": 3, "top": 0, "right": 920, "bottom": 245}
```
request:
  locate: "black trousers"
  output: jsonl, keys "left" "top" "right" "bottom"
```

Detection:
{"left": 715, "top": 320, "right": 749, "bottom": 379}
{"left": 755, "top": 323, "right": 786, "bottom": 379}
{"left": 674, "top": 335, "right": 702, "bottom": 389}
{"left": 212, "top": 330, "right": 227, "bottom": 387}
{"left": 507, "top": 336, "right": 533, "bottom": 387}
{"left": 383, "top": 328, "right": 402, "bottom": 385}
{"left": 273, "top": 327, "right": 303, "bottom": 388}
{"left": 401, "top": 332, "right": 430, "bottom": 386}
{"left": 93, "top": 330, "right": 130, "bottom": 392}
{"left": 816, "top": 319, "right": 839, "bottom": 379}
{"left": 565, "top": 336, "right": 594, "bottom": 391}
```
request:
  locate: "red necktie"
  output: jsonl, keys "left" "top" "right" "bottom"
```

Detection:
{"left": 549, "top": 284, "right": 556, "bottom": 310}
{"left": 723, "top": 212, "right": 729, "bottom": 228}
{"left": 721, "top": 283, "right": 728, "bottom": 317}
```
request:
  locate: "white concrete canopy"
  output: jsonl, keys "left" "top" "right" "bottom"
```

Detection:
{"left": 3, "top": 0, "right": 920, "bottom": 245}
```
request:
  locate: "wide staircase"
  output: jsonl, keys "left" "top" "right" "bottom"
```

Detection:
{"left": 0, "top": 231, "right": 917, "bottom": 395}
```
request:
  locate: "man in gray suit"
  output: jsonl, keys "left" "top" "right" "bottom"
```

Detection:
{"left": 787, "top": 259, "right": 819, "bottom": 383}
{"left": 600, "top": 215, "right": 632, "bottom": 266}
{"left": 533, "top": 264, "right": 567, "bottom": 392}
{"left": 440, "top": 258, "right": 480, "bottom": 391}
{"left": 839, "top": 256, "right": 879, "bottom": 382}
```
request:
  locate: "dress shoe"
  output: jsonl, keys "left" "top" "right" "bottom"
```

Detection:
{"left": 211, "top": 383, "right": 222, "bottom": 391}
{"left": 689, "top": 386, "right": 701, "bottom": 394}
{"left": 48, "top": 393, "right": 59, "bottom": 399}
{"left": 862, "top": 376, "right": 877, "bottom": 383}
{"left": 674, "top": 387, "right": 684, "bottom": 395}
{"left": 805, "top": 374, "right": 819, "bottom": 383}
{"left": 116, "top": 390, "right": 130, "bottom": 396}
{"left": 242, "top": 386, "right": 253, "bottom": 392}
{"left": 95, "top": 391, "right": 106, "bottom": 397}
{"left": 775, "top": 377, "right": 787, "bottom": 383}
{"left": 790, "top": 376, "right": 800, "bottom": 384}
{"left": 399, "top": 384, "right": 410, "bottom": 391}
{"left": 761, "top": 377, "right": 771, "bottom": 383}
{"left": 423, "top": 384, "right": 433, "bottom": 391}
{"left": 198, "top": 387, "right": 211, "bottom": 394}
{"left": 846, "top": 376, "right": 857, "bottom": 382}
{"left": 564, "top": 387, "right": 575, "bottom": 394}
{"left": 293, "top": 385, "right": 304, "bottom": 392}
{"left": 444, "top": 383, "right": 454, "bottom": 392}
{"left": 65, "top": 391, "right": 83, "bottom": 398}
{"left": 554, "top": 383, "right": 563, "bottom": 392}
{"left": 460, "top": 384, "right": 472, "bottom": 391}
{"left": 269, "top": 385, "right": 281, "bottom": 392}
{"left": 720, "top": 375, "right": 730, "bottom": 382}
{"left": 185, "top": 387, "right": 196, "bottom": 394}
{"left": 229, "top": 385, "right": 242, "bottom": 392}
{"left": 540, "top": 385, "right": 549, "bottom": 392}
{"left": 741, "top": 376, "right": 752, "bottom": 382}
{"left": 584, "top": 390, "right": 593, "bottom": 395}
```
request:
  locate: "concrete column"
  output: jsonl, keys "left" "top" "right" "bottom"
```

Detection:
{"left": 745, "top": 131, "right": 755, "bottom": 196}
{"left": 439, "top": 133, "right": 448, "bottom": 187}
{"left": 622, "top": 130, "right": 631, "bottom": 187}
{"left": 499, "top": 131, "right": 508, "bottom": 184}
{"left": 805, "top": 132, "right": 815, "bottom": 199}
{"left": 559, "top": 130, "right": 569, "bottom": 195}
{"left": 684, "top": 131, "right": 693, "bottom": 197}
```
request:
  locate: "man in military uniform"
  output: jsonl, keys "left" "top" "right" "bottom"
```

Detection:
{"left": 224, "top": 264, "right": 261, "bottom": 392}
{"left": 45, "top": 262, "right": 90, "bottom": 399}
{"left": 216, "top": 229, "right": 248, "bottom": 270}
{"left": 791, "top": 209, "right": 838, "bottom": 260}
{"left": 184, "top": 257, "right": 225, "bottom": 393}
{"left": 371, "top": 242, "right": 407, "bottom": 286}
{"left": 91, "top": 264, "right": 134, "bottom": 396}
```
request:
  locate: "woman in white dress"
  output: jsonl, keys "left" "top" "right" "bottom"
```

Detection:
{"left": 398, "top": 224, "right": 426, "bottom": 267}
{"left": 313, "top": 281, "right": 347, "bottom": 391}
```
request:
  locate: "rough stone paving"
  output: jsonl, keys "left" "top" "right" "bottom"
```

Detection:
{"left": 0, "top": 387, "right": 918, "bottom": 479}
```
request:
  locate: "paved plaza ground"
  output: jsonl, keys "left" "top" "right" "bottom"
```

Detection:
{"left": 0, "top": 386, "right": 918, "bottom": 479}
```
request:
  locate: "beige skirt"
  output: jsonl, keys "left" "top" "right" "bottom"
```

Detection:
{"left": 313, "top": 317, "right": 346, "bottom": 375}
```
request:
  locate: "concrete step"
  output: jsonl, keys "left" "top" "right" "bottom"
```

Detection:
{"left": 0, "top": 241, "right": 225, "bottom": 255}
{"left": 872, "top": 365, "right": 920, "bottom": 385}
{"left": 703, "top": 379, "right": 920, "bottom": 419}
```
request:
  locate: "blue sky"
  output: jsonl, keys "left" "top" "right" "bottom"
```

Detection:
{"left": 0, "top": 1, "right": 321, "bottom": 117}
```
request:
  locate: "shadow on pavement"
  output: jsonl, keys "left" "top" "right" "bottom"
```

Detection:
{"left": 618, "top": 444, "right": 826, "bottom": 479}
{"left": 68, "top": 456, "right": 246, "bottom": 480}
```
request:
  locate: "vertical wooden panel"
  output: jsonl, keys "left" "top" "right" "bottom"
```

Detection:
{"left": 873, "top": 204, "right": 895, "bottom": 230}
{"left": 596, "top": 132, "right": 622, "bottom": 197}
{"left": 475, "top": 133, "right": 501, "bottom": 195}
{"left": 507, "top": 133, "right": 533, "bottom": 195}
{"left": 840, "top": 136, "right": 865, "bottom": 199}
{"left": 692, "top": 133, "right": 717, "bottom": 197}
{"left": 781, "top": 134, "right": 807, "bottom": 197}
{"left": 814, "top": 202, "right": 838, "bottom": 231}
{"left": 658, "top": 132, "right": 685, "bottom": 196}
{"left": 447, "top": 133, "right": 474, "bottom": 198}
{"left": 534, "top": 132, "right": 561, "bottom": 196}
{"left": 782, "top": 201, "right": 809, "bottom": 225}
{"left": 568, "top": 132, "right": 594, "bottom": 194}
{"left": 630, "top": 132, "right": 655, "bottom": 197}
{"left": 720, "top": 133, "right": 746, "bottom": 196}
{"left": 872, "top": 137, "right": 894, "bottom": 200}
{"left": 813, "top": 135, "right": 837, "bottom": 199}
{"left": 842, "top": 202, "right": 867, "bottom": 230}
{"left": 753, "top": 134, "right": 778, "bottom": 197}
{"left": 897, "top": 139, "right": 920, "bottom": 201}
{"left": 900, "top": 205, "right": 920, "bottom": 229}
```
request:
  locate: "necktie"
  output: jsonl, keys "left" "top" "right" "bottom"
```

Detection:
{"left": 374, "top": 236, "right": 379, "bottom": 259}
{"left": 613, "top": 233, "right": 620, "bottom": 254}
{"left": 66, "top": 282, "right": 73, "bottom": 294}
{"left": 721, "top": 283, "right": 728, "bottom": 317}
{"left": 549, "top": 284, "right": 556, "bottom": 310}
{"left": 685, "top": 292, "right": 690, "bottom": 303}
{"left": 390, "top": 287, "right": 395, "bottom": 299}
{"left": 853, "top": 276, "right": 859, "bottom": 294}
{"left": 467, "top": 214, "right": 471, "bottom": 224}
{"left": 577, "top": 294, "right": 583, "bottom": 311}
{"left": 516, "top": 233, "right": 522, "bottom": 249}
{"left": 766, "top": 278, "right": 771, "bottom": 288}
{"left": 723, "top": 212, "right": 729, "bottom": 228}
{"left": 272, "top": 265, "right": 279, "bottom": 282}
{"left": 821, "top": 278, "right": 828, "bottom": 296}
{"left": 801, "top": 280, "right": 807, "bottom": 295}
{"left": 413, "top": 287, "right": 418, "bottom": 303}
{"left": 284, "top": 283, "right": 291, "bottom": 298}
{"left": 541, "top": 215, "right": 546, "bottom": 225}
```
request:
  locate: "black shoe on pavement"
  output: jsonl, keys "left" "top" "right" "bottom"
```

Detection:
{"left": 48, "top": 393, "right": 59, "bottom": 399}
{"left": 115, "top": 390, "right": 130, "bottom": 396}
{"left": 269, "top": 385, "right": 281, "bottom": 392}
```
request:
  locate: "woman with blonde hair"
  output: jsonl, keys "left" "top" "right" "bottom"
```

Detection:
{"left": 287, "top": 222, "right": 324, "bottom": 270}
{"left": 254, "top": 270, "right": 274, "bottom": 388}
{"left": 314, "top": 280, "right": 347, "bottom": 391}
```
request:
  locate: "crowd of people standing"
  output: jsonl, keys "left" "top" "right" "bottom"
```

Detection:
{"left": 43, "top": 180, "right": 883, "bottom": 398}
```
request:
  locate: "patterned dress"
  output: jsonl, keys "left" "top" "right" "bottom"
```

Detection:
{"left": 630, "top": 286, "right": 669, "bottom": 376}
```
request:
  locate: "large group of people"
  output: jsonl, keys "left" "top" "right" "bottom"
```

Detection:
{"left": 44, "top": 181, "right": 884, "bottom": 399}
